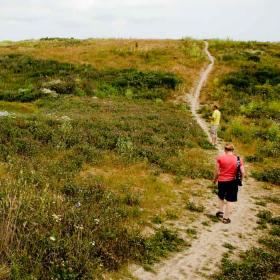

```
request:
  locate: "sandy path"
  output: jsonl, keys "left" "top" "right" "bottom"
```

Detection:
{"left": 189, "top": 41, "right": 218, "bottom": 150}
{"left": 132, "top": 41, "right": 261, "bottom": 280}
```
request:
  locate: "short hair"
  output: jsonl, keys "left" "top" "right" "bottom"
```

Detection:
{"left": 213, "top": 104, "right": 219, "bottom": 109}
{"left": 225, "top": 143, "right": 234, "bottom": 151}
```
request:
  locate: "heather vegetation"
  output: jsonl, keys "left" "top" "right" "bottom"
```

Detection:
{"left": 2, "top": 37, "right": 279, "bottom": 279}
{"left": 0, "top": 53, "right": 181, "bottom": 102}
{"left": 201, "top": 40, "right": 280, "bottom": 185}
{"left": 0, "top": 38, "right": 213, "bottom": 279}
{"left": 200, "top": 40, "right": 280, "bottom": 280}
{"left": 215, "top": 206, "right": 280, "bottom": 280}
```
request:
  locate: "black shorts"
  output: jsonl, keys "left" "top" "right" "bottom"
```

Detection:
{"left": 218, "top": 180, "right": 238, "bottom": 202}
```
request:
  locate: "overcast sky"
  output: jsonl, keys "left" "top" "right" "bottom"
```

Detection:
{"left": 0, "top": 0, "right": 279, "bottom": 42}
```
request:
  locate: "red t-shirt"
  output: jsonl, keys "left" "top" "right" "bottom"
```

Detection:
{"left": 217, "top": 154, "right": 243, "bottom": 182}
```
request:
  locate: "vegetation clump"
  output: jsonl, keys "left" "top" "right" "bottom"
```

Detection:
{"left": 0, "top": 94, "right": 211, "bottom": 278}
{"left": 0, "top": 38, "right": 211, "bottom": 278}
{"left": 204, "top": 40, "right": 280, "bottom": 185}
{"left": 215, "top": 211, "right": 280, "bottom": 280}
{"left": 186, "top": 201, "right": 205, "bottom": 213}
{"left": 0, "top": 54, "right": 181, "bottom": 102}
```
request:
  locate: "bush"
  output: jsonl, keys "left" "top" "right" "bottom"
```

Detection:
{"left": 223, "top": 118, "right": 255, "bottom": 143}
{"left": 139, "top": 228, "right": 184, "bottom": 265}
{"left": 0, "top": 54, "right": 182, "bottom": 102}
{"left": 47, "top": 77, "right": 77, "bottom": 95}
{"left": 215, "top": 248, "right": 279, "bottom": 280}
{"left": 257, "top": 142, "right": 280, "bottom": 158}
{"left": 252, "top": 168, "right": 280, "bottom": 185}
{"left": 186, "top": 201, "right": 204, "bottom": 212}
{"left": 0, "top": 89, "right": 43, "bottom": 102}
{"left": 215, "top": 209, "right": 280, "bottom": 280}
{"left": 222, "top": 66, "right": 280, "bottom": 92}
{"left": 181, "top": 39, "right": 205, "bottom": 60}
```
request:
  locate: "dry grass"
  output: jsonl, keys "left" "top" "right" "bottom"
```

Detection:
{"left": 0, "top": 38, "right": 206, "bottom": 97}
{"left": 0, "top": 38, "right": 215, "bottom": 278}
{"left": 0, "top": 101, "right": 38, "bottom": 114}
{"left": 77, "top": 148, "right": 214, "bottom": 229}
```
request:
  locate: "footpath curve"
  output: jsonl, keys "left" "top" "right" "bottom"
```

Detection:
{"left": 133, "top": 41, "right": 261, "bottom": 280}
{"left": 189, "top": 41, "right": 218, "bottom": 149}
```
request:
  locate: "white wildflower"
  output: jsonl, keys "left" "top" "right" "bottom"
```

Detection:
{"left": 50, "top": 236, "right": 56, "bottom": 241}
{"left": 52, "top": 214, "right": 62, "bottom": 222}
{"left": 74, "top": 225, "right": 84, "bottom": 230}
{"left": 94, "top": 218, "right": 100, "bottom": 225}
{"left": 60, "top": 115, "right": 71, "bottom": 122}
{"left": 0, "top": 111, "right": 10, "bottom": 117}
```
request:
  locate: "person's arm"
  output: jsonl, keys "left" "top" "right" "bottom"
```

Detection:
{"left": 241, "top": 162, "right": 245, "bottom": 179}
{"left": 211, "top": 111, "right": 215, "bottom": 121}
{"left": 213, "top": 161, "right": 219, "bottom": 183}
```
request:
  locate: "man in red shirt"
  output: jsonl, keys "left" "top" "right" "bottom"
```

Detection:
{"left": 213, "top": 143, "right": 245, "bottom": 224}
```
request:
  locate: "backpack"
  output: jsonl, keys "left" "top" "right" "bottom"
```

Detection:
{"left": 236, "top": 156, "right": 243, "bottom": 186}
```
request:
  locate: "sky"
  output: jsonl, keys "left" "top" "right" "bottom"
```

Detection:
{"left": 0, "top": 0, "right": 279, "bottom": 42}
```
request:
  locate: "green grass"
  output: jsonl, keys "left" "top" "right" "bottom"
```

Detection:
{"left": 185, "top": 228, "right": 198, "bottom": 238}
{"left": 138, "top": 228, "right": 185, "bottom": 266}
{"left": 223, "top": 243, "right": 236, "bottom": 251}
{"left": 0, "top": 53, "right": 181, "bottom": 102}
{"left": 0, "top": 97, "right": 211, "bottom": 277}
{"left": 202, "top": 40, "right": 280, "bottom": 185}
{"left": 215, "top": 211, "right": 280, "bottom": 280}
{"left": 0, "top": 97, "right": 212, "bottom": 178}
{"left": 0, "top": 38, "right": 212, "bottom": 278}
{"left": 186, "top": 201, "right": 205, "bottom": 213}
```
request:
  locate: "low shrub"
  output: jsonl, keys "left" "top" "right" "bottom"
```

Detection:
{"left": 222, "top": 66, "right": 280, "bottom": 92}
{"left": 0, "top": 89, "right": 43, "bottom": 102}
{"left": 0, "top": 54, "right": 182, "bottom": 102}
{"left": 186, "top": 201, "right": 204, "bottom": 213}
{"left": 215, "top": 248, "right": 279, "bottom": 280}
{"left": 47, "top": 77, "right": 77, "bottom": 95}
{"left": 0, "top": 178, "right": 184, "bottom": 278}
{"left": 252, "top": 168, "right": 280, "bottom": 185}
{"left": 139, "top": 228, "right": 184, "bottom": 265}
{"left": 215, "top": 211, "right": 280, "bottom": 280}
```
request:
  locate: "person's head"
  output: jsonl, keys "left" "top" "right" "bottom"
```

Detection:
{"left": 224, "top": 143, "right": 234, "bottom": 153}
{"left": 213, "top": 104, "right": 219, "bottom": 110}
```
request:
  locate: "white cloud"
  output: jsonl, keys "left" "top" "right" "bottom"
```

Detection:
{"left": 0, "top": 0, "right": 279, "bottom": 41}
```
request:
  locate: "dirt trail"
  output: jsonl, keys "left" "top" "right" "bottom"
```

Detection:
{"left": 189, "top": 41, "right": 218, "bottom": 150}
{"left": 132, "top": 41, "right": 262, "bottom": 280}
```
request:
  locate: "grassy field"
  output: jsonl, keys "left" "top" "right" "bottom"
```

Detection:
{"left": 1, "top": 37, "right": 279, "bottom": 279}
{"left": 201, "top": 40, "right": 280, "bottom": 186}
{"left": 200, "top": 40, "right": 280, "bottom": 280}
{"left": 0, "top": 38, "right": 206, "bottom": 99}
{"left": 215, "top": 190, "right": 280, "bottom": 280}
{"left": 0, "top": 38, "right": 214, "bottom": 279}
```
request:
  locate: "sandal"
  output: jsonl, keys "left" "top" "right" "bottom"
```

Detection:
{"left": 216, "top": 211, "right": 224, "bottom": 219}
{"left": 222, "top": 218, "right": 231, "bottom": 224}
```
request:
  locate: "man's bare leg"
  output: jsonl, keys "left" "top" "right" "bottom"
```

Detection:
{"left": 218, "top": 199, "right": 225, "bottom": 213}
{"left": 211, "top": 134, "right": 217, "bottom": 145}
{"left": 224, "top": 201, "right": 233, "bottom": 219}
{"left": 213, "top": 136, "right": 216, "bottom": 145}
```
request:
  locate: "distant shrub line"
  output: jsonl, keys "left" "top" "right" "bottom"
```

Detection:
{"left": 0, "top": 54, "right": 182, "bottom": 102}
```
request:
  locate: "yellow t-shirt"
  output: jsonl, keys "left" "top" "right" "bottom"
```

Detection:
{"left": 211, "top": 109, "right": 221, "bottom": 126}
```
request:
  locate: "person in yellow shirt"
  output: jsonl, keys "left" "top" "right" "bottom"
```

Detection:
{"left": 210, "top": 105, "right": 221, "bottom": 146}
